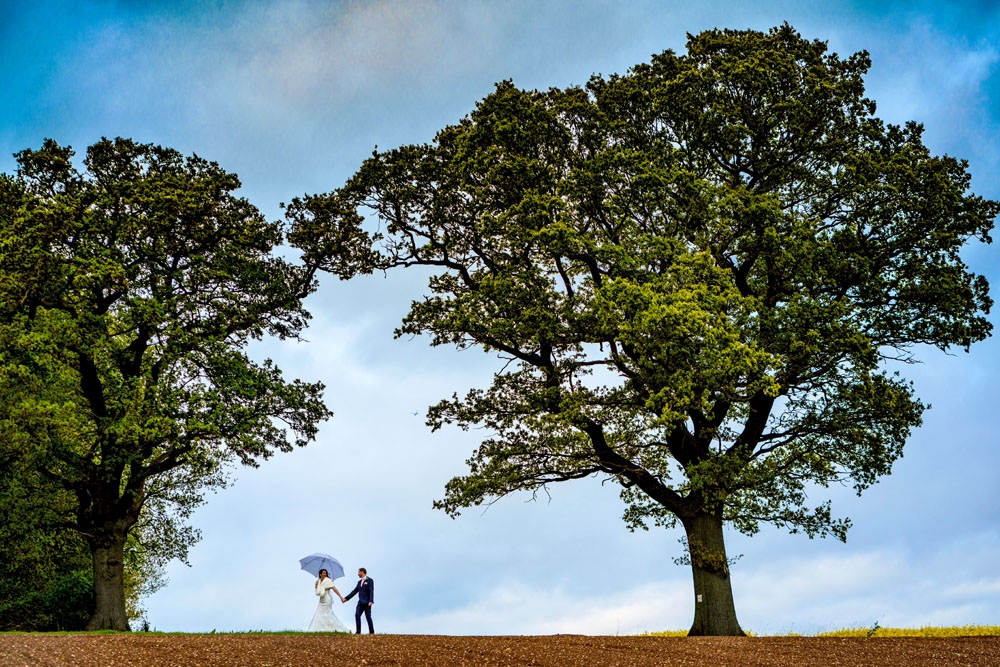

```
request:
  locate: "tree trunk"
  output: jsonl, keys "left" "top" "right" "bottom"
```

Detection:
{"left": 85, "top": 531, "right": 130, "bottom": 631}
{"left": 682, "top": 512, "right": 745, "bottom": 636}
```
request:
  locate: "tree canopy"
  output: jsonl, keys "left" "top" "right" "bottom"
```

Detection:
{"left": 0, "top": 138, "right": 332, "bottom": 630}
{"left": 289, "top": 25, "right": 997, "bottom": 635}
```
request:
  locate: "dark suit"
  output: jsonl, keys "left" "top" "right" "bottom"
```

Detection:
{"left": 343, "top": 576, "right": 374, "bottom": 633}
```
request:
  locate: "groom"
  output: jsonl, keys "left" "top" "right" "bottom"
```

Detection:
{"left": 342, "top": 567, "right": 374, "bottom": 634}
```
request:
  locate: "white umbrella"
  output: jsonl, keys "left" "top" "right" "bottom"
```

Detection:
{"left": 298, "top": 552, "right": 345, "bottom": 580}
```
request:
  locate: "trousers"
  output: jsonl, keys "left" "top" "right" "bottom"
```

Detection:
{"left": 355, "top": 603, "right": 374, "bottom": 634}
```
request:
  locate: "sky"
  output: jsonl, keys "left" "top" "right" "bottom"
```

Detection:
{"left": 2, "top": 0, "right": 999, "bottom": 635}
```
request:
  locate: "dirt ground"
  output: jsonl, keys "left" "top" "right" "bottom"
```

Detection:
{"left": 2, "top": 633, "right": 998, "bottom": 667}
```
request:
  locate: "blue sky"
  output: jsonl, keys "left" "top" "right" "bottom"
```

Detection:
{"left": 2, "top": 0, "right": 999, "bottom": 634}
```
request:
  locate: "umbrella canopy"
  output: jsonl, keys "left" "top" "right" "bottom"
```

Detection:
{"left": 299, "top": 552, "right": 345, "bottom": 580}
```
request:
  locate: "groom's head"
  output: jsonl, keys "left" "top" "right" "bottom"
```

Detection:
{"left": 358, "top": 568, "right": 367, "bottom": 578}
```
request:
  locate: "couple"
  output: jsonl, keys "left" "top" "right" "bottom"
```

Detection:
{"left": 309, "top": 567, "right": 375, "bottom": 634}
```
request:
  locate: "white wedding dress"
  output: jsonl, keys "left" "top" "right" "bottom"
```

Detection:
{"left": 307, "top": 582, "right": 350, "bottom": 632}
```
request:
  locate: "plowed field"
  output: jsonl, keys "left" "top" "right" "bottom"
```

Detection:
{"left": 2, "top": 633, "right": 998, "bottom": 666}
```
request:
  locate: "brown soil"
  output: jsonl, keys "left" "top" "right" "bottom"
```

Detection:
{"left": 1, "top": 633, "right": 998, "bottom": 667}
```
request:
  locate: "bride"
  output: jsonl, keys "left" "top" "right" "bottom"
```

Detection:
{"left": 307, "top": 568, "right": 349, "bottom": 632}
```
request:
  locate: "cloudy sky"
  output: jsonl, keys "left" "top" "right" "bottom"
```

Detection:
{"left": 3, "top": 0, "right": 999, "bottom": 635}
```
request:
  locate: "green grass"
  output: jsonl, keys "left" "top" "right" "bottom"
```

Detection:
{"left": 643, "top": 625, "right": 1000, "bottom": 638}
{"left": 816, "top": 625, "right": 1000, "bottom": 638}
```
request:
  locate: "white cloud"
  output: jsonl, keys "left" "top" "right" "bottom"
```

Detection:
{"left": 941, "top": 578, "right": 1000, "bottom": 600}
{"left": 728, "top": 531, "right": 1000, "bottom": 634}
{"left": 861, "top": 16, "right": 1000, "bottom": 171}
{"left": 402, "top": 581, "right": 692, "bottom": 635}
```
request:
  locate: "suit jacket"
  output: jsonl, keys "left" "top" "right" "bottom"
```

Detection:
{"left": 344, "top": 577, "right": 374, "bottom": 605}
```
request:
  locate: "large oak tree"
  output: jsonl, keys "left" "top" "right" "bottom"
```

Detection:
{"left": 289, "top": 25, "right": 997, "bottom": 635}
{"left": 0, "top": 139, "right": 332, "bottom": 630}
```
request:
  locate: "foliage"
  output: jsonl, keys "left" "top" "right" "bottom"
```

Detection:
{"left": 287, "top": 24, "right": 997, "bottom": 635}
{"left": 0, "top": 138, "right": 332, "bottom": 629}
{"left": 816, "top": 625, "right": 1000, "bottom": 638}
{"left": 0, "top": 358, "right": 94, "bottom": 631}
{"left": 0, "top": 508, "right": 94, "bottom": 632}
{"left": 0, "top": 376, "right": 168, "bottom": 628}
{"left": 0, "top": 570, "right": 94, "bottom": 632}
{"left": 639, "top": 630, "right": 691, "bottom": 638}
{"left": 643, "top": 625, "right": 1000, "bottom": 637}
